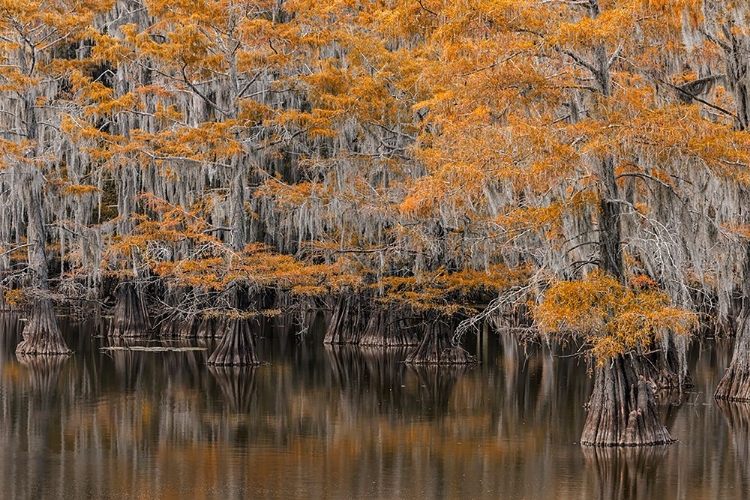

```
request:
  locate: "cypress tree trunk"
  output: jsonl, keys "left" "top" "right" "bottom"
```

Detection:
{"left": 599, "top": 156, "right": 623, "bottom": 281}
{"left": 323, "top": 294, "right": 368, "bottom": 344}
{"left": 108, "top": 281, "right": 151, "bottom": 337}
{"left": 715, "top": 309, "right": 750, "bottom": 401}
{"left": 16, "top": 182, "right": 70, "bottom": 356}
{"left": 194, "top": 314, "right": 225, "bottom": 338}
{"left": 404, "top": 319, "right": 476, "bottom": 365}
{"left": 358, "top": 306, "right": 420, "bottom": 346}
{"left": 206, "top": 318, "right": 260, "bottom": 366}
{"left": 16, "top": 298, "right": 71, "bottom": 355}
{"left": 581, "top": 355, "right": 673, "bottom": 446}
{"left": 158, "top": 318, "right": 196, "bottom": 337}
{"left": 716, "top": 242, "right": 750, "bottom": 401}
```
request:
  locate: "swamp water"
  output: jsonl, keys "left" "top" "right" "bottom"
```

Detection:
{"left": 0, "top": 313, "right": 747, "bottom": 499}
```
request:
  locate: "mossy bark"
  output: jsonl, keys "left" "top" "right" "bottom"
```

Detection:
{"left": 108, "top": 282, "right": 151, "bottom": 337}
{"left": 15, "top": 298, "right": 71, "bottom": 355}
{"left": 650, "top": 332, "right": 692, "bottom": 391}
{"left": 581, "top": 355, "right": 673, "bottom": 446}
{"left": 206, "top": 318, "right": 260, "bottom": 366}
{"left": 404, "top": 320, "right": 476, "bottom": 365}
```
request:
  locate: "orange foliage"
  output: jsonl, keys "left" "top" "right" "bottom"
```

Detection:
{"left": 534, "top": 271, "right": 697, "bottom": 363}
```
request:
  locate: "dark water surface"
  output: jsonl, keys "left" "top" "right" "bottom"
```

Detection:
{"left": 0, "top": 313, "right": 747, "bottom": 499}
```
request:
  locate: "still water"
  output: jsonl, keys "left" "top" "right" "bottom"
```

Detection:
{"left": 0, "top": 313, "right": 746, "bottom": 499}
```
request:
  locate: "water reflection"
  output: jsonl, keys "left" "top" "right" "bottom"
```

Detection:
{"left": 582, "top": 446, "right": 668, "bottom": 500}
{"left": 0, "top": 316, "right": 747, "bottom": 498}
{"left": 716, "top": 401, "right": 750, "bottom": 495}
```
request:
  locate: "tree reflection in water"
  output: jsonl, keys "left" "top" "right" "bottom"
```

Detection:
{"left": 0, "top": 315, "right": 748, "bottom": 498}
{"left": 582, "top": 445, "right": 667, "bottom": 500}
{"left": 716, "top": 401, "right": 750, "bottom": 495}
{"left": 208, "top": 366, "right": 258, "bottom": 414}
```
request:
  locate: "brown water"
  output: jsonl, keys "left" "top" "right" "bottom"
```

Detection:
{"left": 0, "top": 313, "right": 746, "bottom": 499}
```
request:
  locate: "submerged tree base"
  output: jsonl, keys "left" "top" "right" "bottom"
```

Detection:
{"left": 109, "top": 282, "right": 151, "bottom": 337}
{"left": 358, "top": 306, "right": 420, "bottom": 346}
{"left": 206, "top": 318, "right": 260, "bottom": 366}
{"left": 323, "top": 295, "right": 368, "bottom": 345}
{"left": 715, "top": 311, "right": 750, "bottom": 401}
{"left": 581, "top": 355, "right": 674, "bottom": 447}
{"left": 15, "top": 298, "right": 72, "bottom": 355}
{"left": 404, "top": 320, "right": 476, "bottom": 365}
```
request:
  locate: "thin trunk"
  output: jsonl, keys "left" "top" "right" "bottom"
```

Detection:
{"left": 599, "top": 156, "right": 623, "bottom": 281}
{"left": 230, "top": 160, "right": 246, "bottom": 252}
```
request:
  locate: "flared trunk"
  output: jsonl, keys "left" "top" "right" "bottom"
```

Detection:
{"left": 18, "top": 177, "right": 71, "bottom": 355}
{"left": 404, "top": 320, "right": 476, "bottom": 365}
{"left": 715, "top": 308, "right": 750, "bottom": 401}
{"left": 15, "top": 298, "right": 71, "bottom": 355}
{"left": 108, "top": 281, "right": 151, "bottom": 337}
{"left": 716, "top": 240, "right": 750, "bottom": 401}
{"left": 206, "top": 318, "right": 260, "bottom": 366}
{"left": 581, "top": 354, "right": 673, "bottom": 446}
{"left": 323, "top": 295, "right": 368, "bottom": 344}
{"left": 194, "top": 314, "right": 225, "bottom": 338}
{"left": 358, "top": 306, "right": 420, "bottom": 346}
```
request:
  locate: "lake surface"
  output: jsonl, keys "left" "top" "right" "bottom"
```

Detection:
{"left": 0, "top": 313, "right": 747, "bottom": 499}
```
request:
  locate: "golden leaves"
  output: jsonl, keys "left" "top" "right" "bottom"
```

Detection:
{"left": 534, "top": 270, "right": 697, "bottom": 363}
{"left": 378, "top": 264, "right": 526, "bottom": 315}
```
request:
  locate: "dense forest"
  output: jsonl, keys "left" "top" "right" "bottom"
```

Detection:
{"left": 2, "top": 0, "right": 750, "bottom": 446}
